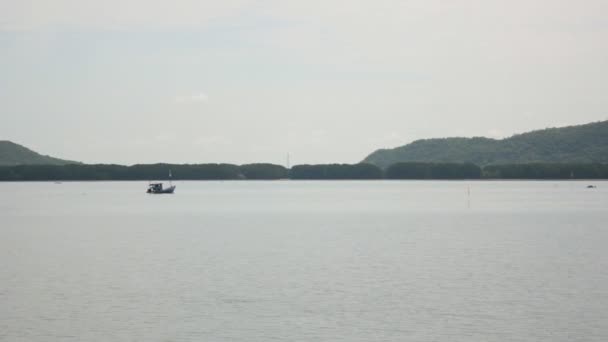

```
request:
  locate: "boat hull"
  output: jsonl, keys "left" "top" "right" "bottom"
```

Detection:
{"left": 147, "top": 185, "right": 176, "bottom": 194}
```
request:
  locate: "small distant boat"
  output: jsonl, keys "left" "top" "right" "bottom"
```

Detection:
{"left": 147, "top": 183, "right": 175, "bottom": 194}
{"left": 587, "top": 185, "right": 597, "bottom": 189}
{"left": 147, "top": 170, "right": 176, "bottom": 194}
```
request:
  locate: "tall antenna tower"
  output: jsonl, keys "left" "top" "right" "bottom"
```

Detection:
{"left": 286, "top": 152, "right": 291, "bottom": 169}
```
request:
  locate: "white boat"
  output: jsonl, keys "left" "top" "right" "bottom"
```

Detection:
{"left": 147, "top": 170, "right": 176, "bottom": 194}
{"left": 147, "top": 182, "right": 176, "bottom": 194}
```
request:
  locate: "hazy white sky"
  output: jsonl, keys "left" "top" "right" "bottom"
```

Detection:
{"left": 1, "top": 0, "right": 607, "bottom": 165}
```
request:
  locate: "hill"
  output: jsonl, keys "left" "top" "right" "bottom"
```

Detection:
{"left": 0, "top": 141, "right": 79, "bottom": 166}
{"left": 363, "top": 120, "right": 608, "bottom": 168}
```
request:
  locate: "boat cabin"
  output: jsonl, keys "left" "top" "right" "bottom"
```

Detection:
{"left": 147, "top": 182, "right": 176, "bottom": 194}
{"left": 147, "top": 183, "right": 164, "bottom": 193}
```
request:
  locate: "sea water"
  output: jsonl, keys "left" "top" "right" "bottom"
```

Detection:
{"left": 1, "top": 181, "right": 607, "bottom": 341}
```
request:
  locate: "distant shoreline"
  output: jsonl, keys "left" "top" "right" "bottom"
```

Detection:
{"left": 1, "top": 162, "right": 607, "bottom": 181}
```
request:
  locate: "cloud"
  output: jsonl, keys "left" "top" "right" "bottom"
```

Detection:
{"left": 154, "top": 132, "right": 176, "bottom": 142}
{"left": 192, "top": 135, "right": 232, "bottom": 149}
{"left": 0, "top": 1, "right": 258, "bottom": 31}
{"left": 174, "top": 92, "right": 209, "bottom": 104}
{"left": 487, "top": 129, "right": 505, "bottom": 139}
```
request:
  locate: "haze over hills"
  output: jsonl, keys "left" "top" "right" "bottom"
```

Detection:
{"left": 4, "top": 120, "right": 608, "bottom": 168}
{"left": 363, "top": 120, "right": 608, "bottom": 168}
{"left": 0, "top": 141, "right": 79, "bottom": 166}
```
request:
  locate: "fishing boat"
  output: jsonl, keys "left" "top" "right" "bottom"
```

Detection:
{"left": 147, "top": 183, "right": 175, "bottom": 194}
{"left": 147, "top": 170, "right": 176, "bottom": 194}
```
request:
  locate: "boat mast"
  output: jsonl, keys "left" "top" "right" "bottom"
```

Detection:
{"left": 169, "top": 169, "right": 172, "bottom": 187}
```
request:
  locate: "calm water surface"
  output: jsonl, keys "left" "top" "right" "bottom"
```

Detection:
{"left": 1, "top": 181, "right": 607, "bottom": 341}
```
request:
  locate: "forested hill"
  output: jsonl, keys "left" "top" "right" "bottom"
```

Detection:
{"left": 0, "top": 141, "right": 79, "bottom": 166}
{"left": 363, "top": 120, "right": 608, "bottom": 168}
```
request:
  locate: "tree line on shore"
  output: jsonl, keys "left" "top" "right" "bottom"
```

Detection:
{"left": 1, "top": 162, "right": 608, "bottom": 181}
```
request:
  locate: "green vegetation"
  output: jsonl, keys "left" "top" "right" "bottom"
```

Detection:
{"left": 483, "top": 163, "right": 608, "bottom": 179}
{"left": 2, "top": 119, "right": 608, "bottom": 181}
{"left": 1, "top": 162, "right": 608, "bottom": 180}
{"left": 0, "top": 163, "right": 283, "bottom": 181}
{"left": 130, "top": 163, "right": 243, "bottom": 180}
{"left": 240, "top": 163, "right": 288, "bottom": 179}
{"left": 290, "top": 164, "right": 383, "bottom": 179}
{"left": 386, "top": 162, "right": 481, "bottom": 179}
{"left": 363, "top": 120, "right": 608, "bottom": 168}
{"left": 0, "top": 141, "right": 79, "bottom": 166}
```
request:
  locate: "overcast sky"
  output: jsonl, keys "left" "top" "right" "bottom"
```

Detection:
{"left": 1, "top": 1, "right": 607, "bottom": 165}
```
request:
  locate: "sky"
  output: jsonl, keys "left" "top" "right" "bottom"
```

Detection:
{"left": 1, "top": 0, "right": 607, "bottom": 165}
